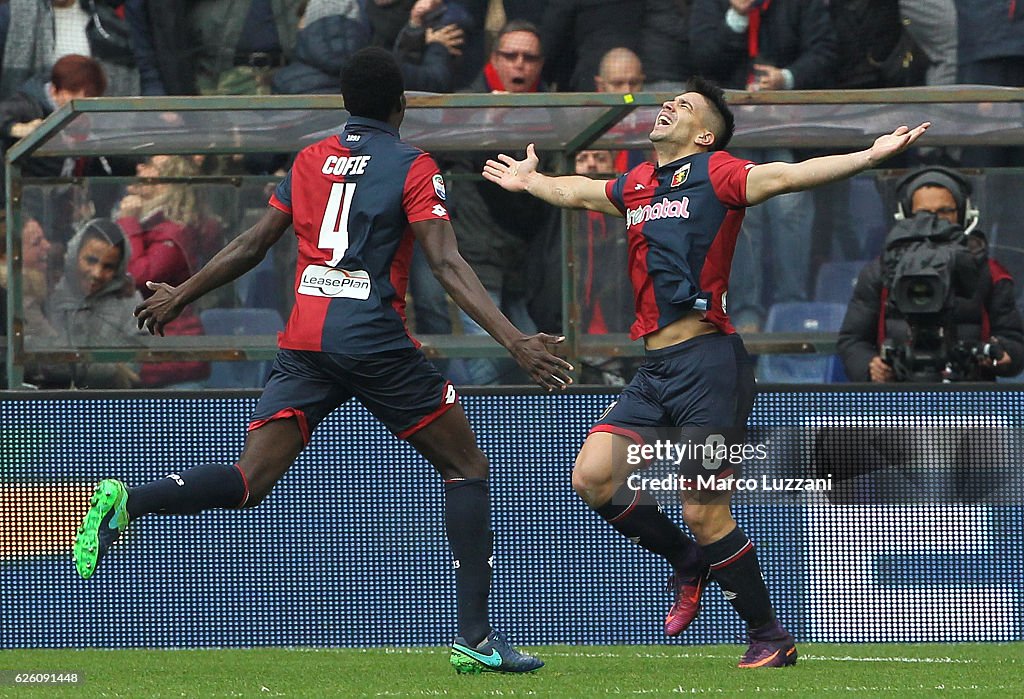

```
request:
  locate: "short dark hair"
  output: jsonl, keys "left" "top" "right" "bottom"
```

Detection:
{"left": 340, "top": 47, "right": 405, "bottom": 122}
{"left": 495, "top": 20, "right": 543, "bottom": 55}
{"left": 686, "top": 76, "right": 734, "bottom": 151}
{"left": 51, "top": 54, "right": 107, "bottom": 97}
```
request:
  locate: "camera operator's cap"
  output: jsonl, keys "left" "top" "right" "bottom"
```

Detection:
{"left": 894, "top": 166, "right": 979, "bottom": 234}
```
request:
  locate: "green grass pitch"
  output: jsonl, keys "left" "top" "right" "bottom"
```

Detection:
{"left": 1, "top": 643, "right": 1021, "bottom": 697}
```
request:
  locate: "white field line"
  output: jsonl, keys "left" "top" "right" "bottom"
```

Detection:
{"left": 369, "top": 686, "right": 1015, "bottom": 697}
{"left": 306, "top": 647, "right": 992, "bottom": 665}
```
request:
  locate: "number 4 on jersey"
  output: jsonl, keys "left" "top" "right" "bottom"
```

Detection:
{"left": 319, "top": 182, "right": 356, "bottom": 266}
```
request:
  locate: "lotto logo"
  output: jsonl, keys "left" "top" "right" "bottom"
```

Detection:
{"left": 443, "top": 384, "right": 457, "bottom": 405}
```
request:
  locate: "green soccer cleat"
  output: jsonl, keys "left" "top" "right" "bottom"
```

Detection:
{"left": 450, "top": 630, "right": 544, "bottom": 674}
{"left": 74, "top": 479, "right": 129, "bottom": 579}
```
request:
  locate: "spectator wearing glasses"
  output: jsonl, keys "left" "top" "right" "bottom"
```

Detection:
{"left": 469, "top": 18, "right": 545, "bottom": 93}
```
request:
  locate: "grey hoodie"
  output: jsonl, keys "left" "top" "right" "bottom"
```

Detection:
{"left": 45, "top": 219, "right": 145, "bottom": 388}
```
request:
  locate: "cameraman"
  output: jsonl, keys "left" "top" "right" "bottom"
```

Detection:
{"left": 838, "top": 167, "right": 1024, "bottom": 382}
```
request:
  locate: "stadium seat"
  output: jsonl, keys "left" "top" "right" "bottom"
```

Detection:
{"left": 235, "top": 256, "right": 281, "bottom": 310}
{"left": 199, "top": 308, "right": 284, "bottom": 388}
{"left": 759, "top": 302, "right": 848, "bottom": 384}
{"left": 813, "top": 260, "right": 869, "bottom": 304}
{"left": 849, "top": 175, "right": 889, "bottom": 258}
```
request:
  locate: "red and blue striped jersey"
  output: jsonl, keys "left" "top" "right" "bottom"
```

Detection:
{"left": 604, "top": 150, "right": 754, "bottom": 339}
{"left": 269, "top": 116, "right": 450, "bottom": 354}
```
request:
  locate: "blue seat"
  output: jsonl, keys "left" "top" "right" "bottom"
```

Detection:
{"left": 759, "top": 302, "right": 848, "bottom": 384}
{"left": 814, "top": 260, "right": 869, "bottom": 304}
{"left": 235, "top": 256, "right": 281, "bottom": 310}
{"left": 849, "top": 176, "right": 889, "bottom": 258}
{"left": 200, "top": 308, "right": 284, "bottom": 388}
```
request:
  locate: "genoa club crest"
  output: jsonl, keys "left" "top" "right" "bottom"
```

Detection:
{"left": 670, "top": 162, "right": 691, "bottom": 188}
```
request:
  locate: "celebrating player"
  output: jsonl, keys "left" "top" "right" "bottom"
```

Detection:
{"left": 74, "top": 47, "right": 572, "bottom": 674}
{"left": 483, "top": 78, "right": 928, "bottom": 668}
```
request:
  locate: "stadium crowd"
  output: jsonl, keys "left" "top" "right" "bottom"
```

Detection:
{"left": 1, "top": 0, "right": 1023, "bottom": 386}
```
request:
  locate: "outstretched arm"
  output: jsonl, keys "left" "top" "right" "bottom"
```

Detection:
{"left": 411, "top": 217, "right": 574, "bottom": 390}
{"left": 482, "top": 143, "right": 622, "bottom": 216}
{"left": 745, "top": 123, "right": 931, "bottom": 206}
{"left": 134, "top": 206, "right": 292, "bottom": 335}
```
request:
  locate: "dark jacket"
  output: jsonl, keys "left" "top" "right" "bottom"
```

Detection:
{"left": 825, "top": 0, "right": 902, "bottom": 89}
{"left": 0, "top": 78, "right": 62, "bottom": 208}
{"left": 394, "top": 1, "right": 472, "bottom": 93}
{"left": 366, "top": 0, "right": 415, "bottom": 48}
{"left": 689, "top": 0, "right": 837, "bottom": 90}
{"left": 442, "top": 71, "right": 561, "bottom": 327}
{"left": 639, "top": 0, "right": 693, "bottom": 86}
{"left": 0, "top": 76, "right": 135, "bottom": 230}
{"left": 955, "top": 0, "right": 1024, "bottom": 64}
{"left": 187, "top": 0, "right": 303, "bottom": 94}
{"left": 540, "top": 0, "right": 644, "bottom": 91}
{"left": 272, "top": 12, "right": 369, "bottom": 94}
{"left": 577, "top": 209, "right": 632, "bottom": 334}
{"left": 837, "top": 247, "right": 1024, "bottom": 382}
{"left": 0, "top": 77, "right": 52, "bottom": 166}
{"left": 126, "top": 0, "right": 198, "bottom": 95}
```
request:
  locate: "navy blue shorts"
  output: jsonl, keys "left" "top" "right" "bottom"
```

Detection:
{"left": 591, "top": 333, "right": 756, "bottom": 481}
{"left": 249, "top": 348, "right": 457, "bottom": 443}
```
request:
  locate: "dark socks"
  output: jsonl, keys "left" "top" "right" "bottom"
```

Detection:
{"left": 126, "top": 463, "right": 248, "bottom": 519}
{"left": 701, "top": 526, "right": 775, "bottom": 629}
{"left": 444, "top": 478, "right": 492, "bottom": 647}
{"left": 594, "top": 485, "right": 703, "bottom": 574}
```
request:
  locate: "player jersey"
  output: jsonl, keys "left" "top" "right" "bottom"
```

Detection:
{"left": 604, "top": 150, "right": 754, "bottom": 339}
{"left": 269, "top": 116, "right": 450, "bottom": 354}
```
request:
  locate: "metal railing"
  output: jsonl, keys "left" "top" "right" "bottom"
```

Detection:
{"left": 5, "top": 88, "right": 1024, "bottom": 388}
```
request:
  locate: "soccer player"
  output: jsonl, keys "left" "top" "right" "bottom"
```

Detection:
{"left": 73, "top": 47, "right": 573, "bottom": 675}
{"left": 483, "top": 78, "right": 928, "bottom": 668}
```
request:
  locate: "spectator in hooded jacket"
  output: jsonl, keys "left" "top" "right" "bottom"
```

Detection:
{"left": 43, "top": 218, "right": 145, "bottom": 388}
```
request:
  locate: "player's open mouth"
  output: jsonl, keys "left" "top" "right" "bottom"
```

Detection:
{"left": 656, "top": 113, "right": 672, "bottom": 126}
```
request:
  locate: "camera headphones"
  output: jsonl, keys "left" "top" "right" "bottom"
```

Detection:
{"left": 893, "top": 166, "right": 980, "bottom": 235}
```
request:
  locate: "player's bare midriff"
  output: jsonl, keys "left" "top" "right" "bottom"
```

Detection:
{"left": 643, "top": 310, "right": 719, "bottom": 351}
